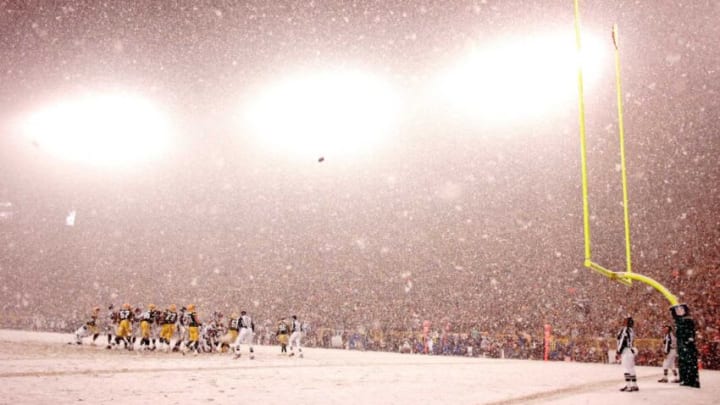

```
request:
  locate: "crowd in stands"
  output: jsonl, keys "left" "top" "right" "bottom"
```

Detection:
{"left": 3, "top": 250, "right": 717, "bottom": 369}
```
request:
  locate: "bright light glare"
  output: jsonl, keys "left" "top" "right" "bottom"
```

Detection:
{"left": 20, "top": 92, "right": 172, "bottom": 167}
{"left": 242, "top": 70, "right": 401, "bottom": 160}
{"left": 434, "top": 31, "right": 607, "bottom": 126}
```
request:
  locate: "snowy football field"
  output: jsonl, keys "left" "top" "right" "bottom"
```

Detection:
{"left": 0, "top": 329, "right": 717, "bottom": 405}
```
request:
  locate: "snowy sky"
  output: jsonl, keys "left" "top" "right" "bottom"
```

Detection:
{"left": 0, "top": 1, "right": 718, "bottom": 331}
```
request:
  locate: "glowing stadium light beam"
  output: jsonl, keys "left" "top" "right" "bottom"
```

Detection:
{"left": 19, "top": 92, "right": 173, "bottom": 167}
{"left": 433, "top": 30, "right": 607, "bottom": 127}
{"left": 240, "top": 69, "right": 402, "bottom": 160}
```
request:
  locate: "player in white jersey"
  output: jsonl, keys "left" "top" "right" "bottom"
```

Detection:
{"left": 200, "top": 312, "right": 225, "bottom": 353}
{"left": 73, "top": 307, "right": 101, "bottom": 345}
{"left": 288, "top": 315, "right": 304, "bottom": 358}
{"left": 617, "top": 317, "right": 638, "bottom": 392}
{"left": 173, "top": 307, "right": 189, "bottom": 352}
{"left": 233, "top": 310, "right": 255, "bottom": 359}
{"left": 658, "top": 325, "right": 680, "bottom": 383}
{"left": 105, "top": 304, "right": 118, "bottom": 349}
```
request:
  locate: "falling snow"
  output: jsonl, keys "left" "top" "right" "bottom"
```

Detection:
{"left": 0, "top": 0, "right": 718, "bottom": 381}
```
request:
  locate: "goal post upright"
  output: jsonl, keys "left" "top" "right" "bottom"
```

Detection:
{"left": 572, "top": 1, "right": 699, "bottom": 387}
{"left": 573, "top": 0, "right": 631, "bottom": 285}
{"left": 612, "top": 24, "right": 634, "bottom": 277}
{"left": 573, "top": 0, "right": 670, "bottom": 293}
{"left": 573, "top": 0, "right": 593, "bottom": 270}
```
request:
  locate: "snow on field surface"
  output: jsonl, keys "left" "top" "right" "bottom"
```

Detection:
{"left": 0, "top": 329, "right": 717, "bottom": 405}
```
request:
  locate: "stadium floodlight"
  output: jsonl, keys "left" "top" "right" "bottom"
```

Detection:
{"left": 433, "top": 30, "right": 606, "bottom": 127}
{"left": 240, "top": 69, "right": 401, "bottom": 161}
{"left": 20, "top": 92, "right": 173, "bottom": 167}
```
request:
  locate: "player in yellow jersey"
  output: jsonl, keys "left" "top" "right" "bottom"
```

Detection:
{"left": 159, "top": 304, "right": 178, "bottom": 352}
{"left": 276, "top": 318, "right": 290, "bottom": 354}
{"left": 138, "top": 304, "right": 158, "bottom": 351}
{"left": 184, "top": 304, "right": 201, "bottom": 355}
{"left": 220, "top": 313, "right": 240, "bottom": 353}
{"left": 114, "top": 303, "right": 134, "bottom": 350}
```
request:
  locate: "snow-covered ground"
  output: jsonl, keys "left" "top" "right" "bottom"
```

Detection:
{"left": 0, "top": 329, "right": 717, "bottom": 405}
